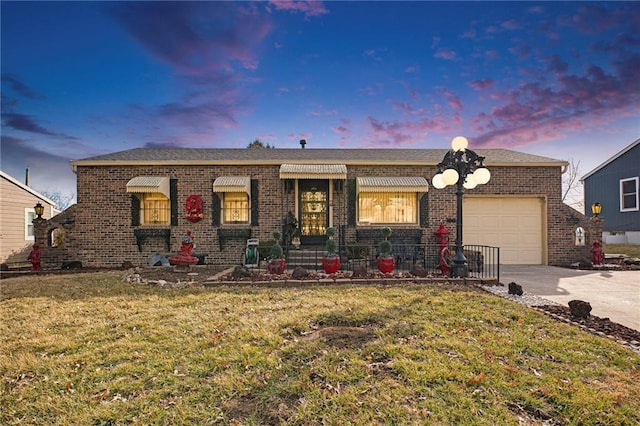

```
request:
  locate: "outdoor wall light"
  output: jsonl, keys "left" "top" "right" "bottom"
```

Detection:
{"left": 34, "top": 202, "right": 45, "bottom": 219}
{"left": 431, "top": 136, "right": 491, "bottom": 278}
{"left": 591, "top": 202, "right": 602, "bottom": 217}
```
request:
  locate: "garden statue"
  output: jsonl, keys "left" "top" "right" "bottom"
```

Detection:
{"left": 169, "top": 229, "right": 199, "bottom": 271}
{"left": 28, "top": 243, "right": 42, "bottom": 271}
{"left": 591, "top": 241, "right": 604, "bottom": 266}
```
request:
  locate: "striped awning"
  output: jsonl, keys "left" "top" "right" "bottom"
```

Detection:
{"left": 213, "top": 176, "right": 251, "bottom": 195}
{"left": 126, "top": 176, "right": 170, "bottom": 198}
{"left": 356, "top": 177, "right": 429, "bottom": 193}
{"left": 279, "top": 164, "right": 347, "bottom": 179}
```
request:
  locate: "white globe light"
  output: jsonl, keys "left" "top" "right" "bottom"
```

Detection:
{"left": 463, "top": 174, "right": 477, "bottom": 189}
{"left": 432, "top": 173, "right": 446, "bottom": 189}
{"left": 442, "top": 168, "right": 459, "bottom": 186}
{"left": 473, "top": 167, "right": 491, "bottom": 185}
{"left": 451, "top": 136, "right": 468, "bottom": 152}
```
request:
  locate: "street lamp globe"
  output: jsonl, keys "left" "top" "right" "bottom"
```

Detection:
{"left": 451, "top": 136, "right": 468, "bottom": 152}
{"left": 442, "top": 168, "right": 459, "bottom": 186}
{"left": 432, "top": 173, "right": 446, "bottom": 189}
{"left": 473, "top": 167, "right": 491, "bottom": 185}
{"left": 463, "top": 175, "right": 477, "bottom": 189}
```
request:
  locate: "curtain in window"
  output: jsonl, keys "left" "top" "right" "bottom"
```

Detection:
{"left": 358, "top": 192, "right": 416, "bottom": 224}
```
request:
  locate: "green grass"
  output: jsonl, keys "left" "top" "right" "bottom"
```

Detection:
{"left": 603, "top": 243, "right": 640, "bottom": 258}
{"left": 2, "top": 272, "right": 639, "bottom": 425}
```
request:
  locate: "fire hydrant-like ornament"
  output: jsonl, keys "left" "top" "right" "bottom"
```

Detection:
{"left": 435, "top": 223, "right": 451, "bottom": 276}
{"left": 591, "top": 241, "right": 604, "bottom": 266}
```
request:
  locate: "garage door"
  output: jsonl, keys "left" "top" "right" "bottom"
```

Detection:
{"left": 463, "top": 197, "right": 544, "bottom": 264}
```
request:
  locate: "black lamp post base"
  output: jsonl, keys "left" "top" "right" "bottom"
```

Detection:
{"left": 451, "top": 262, "right": 469, "bottom": 278}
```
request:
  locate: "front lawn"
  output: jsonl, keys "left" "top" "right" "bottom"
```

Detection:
{"left": 1, "top": 272, "right": 639, "bottom": 425}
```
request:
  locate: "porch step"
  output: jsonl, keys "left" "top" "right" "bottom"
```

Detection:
{"left": 286, "top": 248, "right": 323, "bottom": 268}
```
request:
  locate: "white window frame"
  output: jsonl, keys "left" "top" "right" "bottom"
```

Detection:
{"left": 25, "top": 208, "right": 36, "bottom": 241}
{"left": 620, "top": 177, "right": 639, "bottom": 212}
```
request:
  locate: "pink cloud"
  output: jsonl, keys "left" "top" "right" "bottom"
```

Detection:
{"left": 485, "top": 50, "right": 499, "bottom": 60}
{"left": 267, "top": 1, "right": 329, "bottom": 17}
{"left": 363, "top": 116, "right": 451, "bottom": 147}
{"left": 434, "top": 47, "right": 457, "bottom": 60}
{"left": 501, "top": 19, "right": 519, "bottom": 30}
{"left": 405, "top": 65, "right": 420, "bottom": 73}
{"left": 468, "top": 79, "right": 495, "bottom": 90}
{"left": 471, "top": 53, "right": 640, "bottom": 148}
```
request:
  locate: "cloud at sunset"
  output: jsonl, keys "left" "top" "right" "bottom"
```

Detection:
{"left": 1, "top": 1, "right": 638, "bottom": 197}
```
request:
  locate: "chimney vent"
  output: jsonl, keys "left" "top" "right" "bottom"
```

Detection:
{"left": 300, "top": 139, "right": 306, "bottom": 149}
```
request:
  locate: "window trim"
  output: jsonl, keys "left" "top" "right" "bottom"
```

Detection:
{"left": 620, "top": 177, "right": 639, "bottom": 212}
{"left": 25, "top": 208, "right": 35, "bottom": 241}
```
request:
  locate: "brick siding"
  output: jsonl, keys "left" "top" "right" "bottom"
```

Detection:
{"left": 34, "top": 163, "right": 600, "bottom": 268}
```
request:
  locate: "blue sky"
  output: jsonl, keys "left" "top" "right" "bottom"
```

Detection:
{"left": 2, "top": 1, "right": 639, "bottom": 204}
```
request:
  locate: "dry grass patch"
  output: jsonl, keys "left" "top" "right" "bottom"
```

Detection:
{"left": 1, "top": 272, "right": 639, "bottom": 425}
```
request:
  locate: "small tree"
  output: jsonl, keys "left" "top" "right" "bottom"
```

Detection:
{"left": 269, "top": 230, "right": 284, "bottom": 260}
{"left": 379, "top": 226, "right": 393, "bottom": 258}
{"left": 324, "top": 227, "right": 338, "bottom": 258}
{"left": 247, "top": 139, "right": 274, "bottom": 149}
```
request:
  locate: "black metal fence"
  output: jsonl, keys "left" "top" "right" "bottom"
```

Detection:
{"left": 280, "top": 243, "right": 500, "bottom": 281}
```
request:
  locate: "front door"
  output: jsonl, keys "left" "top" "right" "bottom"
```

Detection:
{"left": 298, "top": 180, "right": 329, "bottom": 245}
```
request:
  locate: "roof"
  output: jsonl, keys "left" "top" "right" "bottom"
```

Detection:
{"left": 581, "top": 138, "right": 640, "bottom": 181}
{"left": 70, "top": 147, "right": 566, "bottom": 169}
{"left": 0, "top": 170, "right": 56, "bottom": 206}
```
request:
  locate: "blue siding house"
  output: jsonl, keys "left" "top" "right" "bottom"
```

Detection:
{"left": 582, "top": 138, "right": 640, "bottom": 244}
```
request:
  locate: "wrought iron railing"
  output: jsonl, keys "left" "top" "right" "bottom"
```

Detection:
{"left": 283, "top": 243, "right": 500, "bottom": 281}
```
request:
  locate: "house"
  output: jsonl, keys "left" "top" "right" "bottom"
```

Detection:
{"left": 0, "top": 170, "right": 57, "bottom": 266}
{"left": 581, "top": 138, "right": 640, "bottom": 245}
{"left": 31, "top": 145, "right": 601, "bottom": 269}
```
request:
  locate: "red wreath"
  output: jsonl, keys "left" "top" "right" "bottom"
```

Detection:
{"left": 185, "top": 194, "right": 204, "bottom": 222}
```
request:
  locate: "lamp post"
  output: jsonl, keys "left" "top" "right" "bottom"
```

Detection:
{"left": 591, "top": 202, "right": 602, "bottom": 218}
{"left": 432, "top": 136, "right": 491, "bottom": 277}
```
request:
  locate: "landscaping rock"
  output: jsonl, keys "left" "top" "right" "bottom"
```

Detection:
{"left": 410, "top": 264, "right": 430, "bottom": 277}
{"left": 508, "top": 282, "right": 523, "bottom": 296}
{"left": 231, "top": 265, "right": 252, "bottom": 279}
{"left": 568, "top": 300, "right": 592, "bottom": 319}
{"left": 292, "top": 266, "right": 309, "bottom": 279}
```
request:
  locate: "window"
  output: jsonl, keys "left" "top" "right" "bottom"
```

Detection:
{"left": 25, "top": 209, "right": 36, "bottom": 240}
{"left": 221, "top": 192, "right": 250, "bottom": 224}
{"left": 358, "top": 192, "right": 417, "bottom": 224}
{"left": 140, "top": 193, "right": 171, "bottom": 224}
{"left": 620, "top": 177, "right": 639, "bottom": 212}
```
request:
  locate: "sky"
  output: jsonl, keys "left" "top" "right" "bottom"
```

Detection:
{"left": 2, "top": 1, "right": 639, "bottom": 208}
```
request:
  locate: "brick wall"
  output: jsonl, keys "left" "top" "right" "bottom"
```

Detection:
{"left": 34, "top": 162, "right": 598, "bottom": 268}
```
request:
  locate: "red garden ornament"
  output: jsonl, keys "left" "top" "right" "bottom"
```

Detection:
{"left": 185, "top": 194, "right": 203, "bottom": 222}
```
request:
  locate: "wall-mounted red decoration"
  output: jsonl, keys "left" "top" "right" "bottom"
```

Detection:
{"left": 185, "top": 194, "right": 204, "bottom": 222}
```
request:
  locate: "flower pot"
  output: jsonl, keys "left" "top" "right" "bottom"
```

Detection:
{"left": 322, "top": 257, "right": 341, "bottom": 274}
{"left": 267, "top": 258, "right": 286, "bottom": 274}
{"left": 377, "top": 256, "right": 395, "bottom": 274}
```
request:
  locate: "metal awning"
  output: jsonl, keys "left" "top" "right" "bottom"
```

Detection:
{"left": 356, "top": 177, "right": 429, "bottom": 193}
{"left": 126, "top": 176, "right": 170, "bottom": 198}
{"left": 279, "top": 164, "right": 347, "bottom": 179}
{"left": 213, "top": 176, "right": 251, "bottom": 195}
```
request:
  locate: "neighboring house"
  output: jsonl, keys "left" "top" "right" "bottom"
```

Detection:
{"left": 33, "top": 146, "right": 600, "bottom": 269}
{"left": 582, "top": 138, "right": 640, "bottom": 244}
{"left": 0, "top": 170, "right": 57, "bottom": 265}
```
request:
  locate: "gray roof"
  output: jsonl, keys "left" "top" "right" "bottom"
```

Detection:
{"left": 71, "top": 147, "right": 566, "bottom": 167}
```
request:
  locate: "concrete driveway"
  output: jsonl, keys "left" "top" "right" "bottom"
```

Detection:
{"left": 499, "top": 265, "right": 640, "bottom": 331}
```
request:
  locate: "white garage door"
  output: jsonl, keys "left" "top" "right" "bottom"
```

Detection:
{"left": 463, "top": 197, "right": 545, "bottom": 264}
